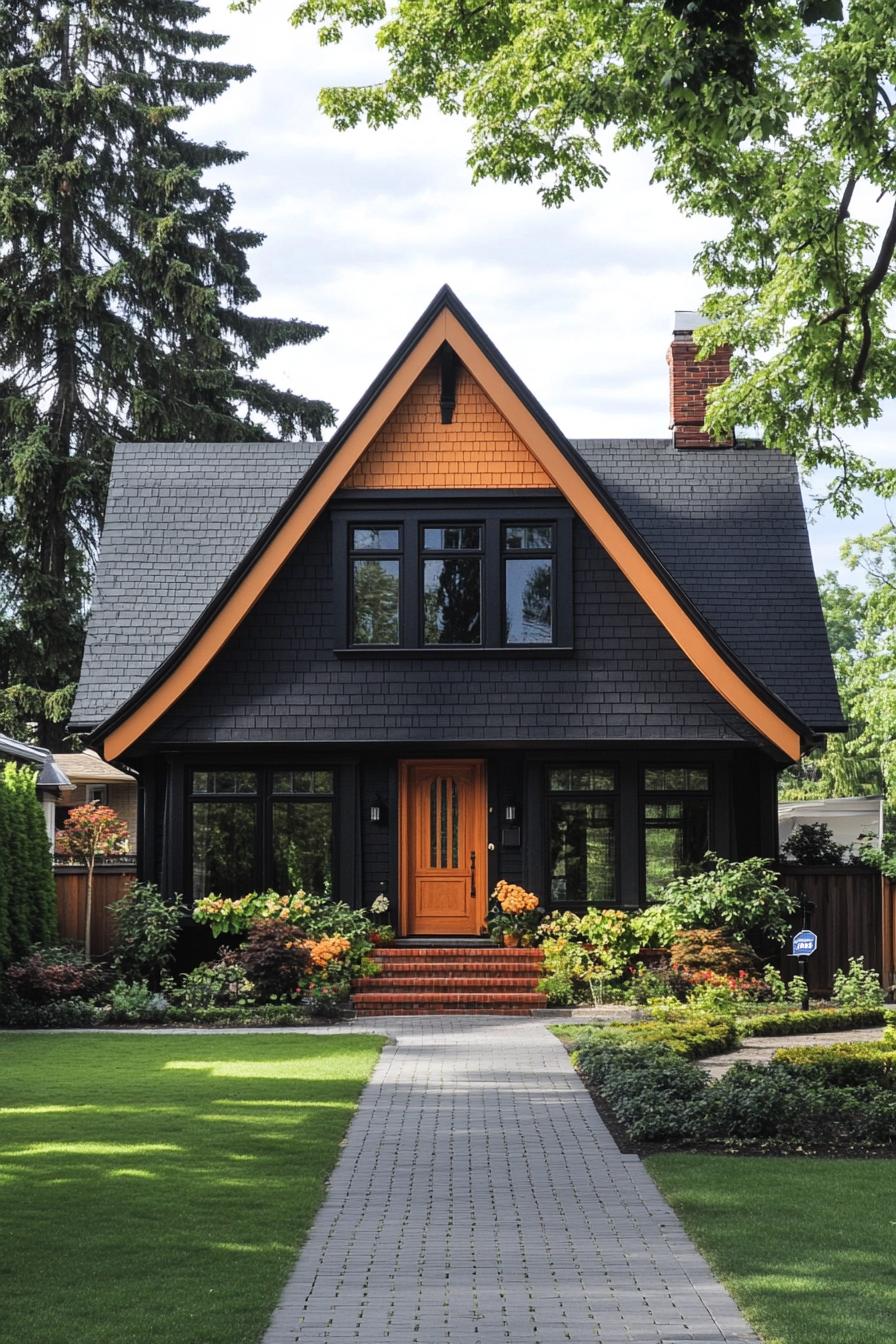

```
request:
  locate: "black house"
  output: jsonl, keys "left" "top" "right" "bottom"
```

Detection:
{"left": 72, "top": 289, "right": 843, "bottom": 937}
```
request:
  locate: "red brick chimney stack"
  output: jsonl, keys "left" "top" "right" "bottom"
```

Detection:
{"left": 667, "top": 311, "right": 733, "bottom": 449}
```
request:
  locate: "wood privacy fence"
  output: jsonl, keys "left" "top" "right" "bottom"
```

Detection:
{"left": 54, "top": 866, "right": 135, "bottom": 957}
{"left": 779, "top": 867, "right": 896, "bottom": 996}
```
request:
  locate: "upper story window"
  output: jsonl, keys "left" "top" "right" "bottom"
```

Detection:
{"left": 337, "top": 506, "right": 571, "bottom": 651}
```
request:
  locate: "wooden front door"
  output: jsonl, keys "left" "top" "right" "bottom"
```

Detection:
{"left": 399, "top": 759, "right": 487, "bottom": 936}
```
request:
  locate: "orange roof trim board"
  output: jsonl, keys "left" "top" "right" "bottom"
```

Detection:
{"left": 98, "top": 287, "right": 809, "bottom": 763}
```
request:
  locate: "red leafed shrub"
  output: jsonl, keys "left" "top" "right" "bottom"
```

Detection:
{"left": 238, "top": 921, "right": 312, "bottom": 1001}
{"left": 669, "top": 928, "right": 757, "bottom": 977}
{"left": 4, "top": 947, "right": 106, "bottom": 1004}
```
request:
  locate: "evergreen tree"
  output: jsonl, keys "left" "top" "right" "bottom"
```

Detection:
{"left": 0, "top": 2, "right": 335, "bottom": 746}
{"left": 0, "top": 763, "right": 57, "bottom": 960}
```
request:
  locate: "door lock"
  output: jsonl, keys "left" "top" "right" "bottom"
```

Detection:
{"left": 487, "top": 842, "right": 495, "bottom": 852}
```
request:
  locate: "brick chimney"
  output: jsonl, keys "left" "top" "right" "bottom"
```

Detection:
{"left": 667, "top": 311, "right": 733, "bottom": 449}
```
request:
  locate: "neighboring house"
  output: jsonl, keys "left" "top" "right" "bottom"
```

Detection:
{"left": 779, "top": 796, "right": 884, "bottom": 858}
{"left": 0, "top": 731, "right": 73, "bottom": 848}
{"left": 52, "top": 750, "right": 138, "bottom": 856}
{"left": 70, "top": 288, "right": 843, "bottom": 935}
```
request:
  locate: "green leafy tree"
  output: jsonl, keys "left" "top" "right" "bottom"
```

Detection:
{"left": 265, "top": 0, "right": 896, "bottom": 511}
{"left": 0, "top": 2, "right": 335, "bottom": 746}
{"left": 782, "top": 522, "right": 895, "bottom": 803}
{"left": 0, "top": 762, "right": 57, "bottom": 962}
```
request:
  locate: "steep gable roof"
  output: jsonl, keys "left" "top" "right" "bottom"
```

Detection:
{"left": 83, "top": 287, "right": 821, "bottom": 762}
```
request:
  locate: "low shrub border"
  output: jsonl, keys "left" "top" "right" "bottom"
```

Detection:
{"left": 739, "top": 1006, "right": 889, "bottom": 1037}
{"left": 0, "top": 1000, "right": 340, "bottom": 1028}
{"left": 572, "top": 1028, "right": 896, "bottom": 1153}
{"left": 773, "top": 1041, "right": 896, "bottom": 1090}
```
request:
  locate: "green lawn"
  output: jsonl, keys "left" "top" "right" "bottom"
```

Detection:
{"left": 647, "top": 1154, "right": 896, "bottom": 1344}
{"left": 0, "top": 1031, "right": 385, "bottom": 1344}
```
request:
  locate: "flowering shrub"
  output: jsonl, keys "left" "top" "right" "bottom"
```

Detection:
{"left": 170, "top": 951, "right": 250, "bottom": 1009}
{"left": 303, "top": 934, "right": 351, "bottom": 967}
{"left": 684, "top": 969, "right": 767, "bottom": 1014}
{"left": 193, "top": 889, "right": 311, "bottom": 936}
{"left": 487, "top": 880, "right": 543, "bottom": 942}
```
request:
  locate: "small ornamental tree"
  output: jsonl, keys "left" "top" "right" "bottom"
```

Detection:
{"left": 56, "top": 803, "right": 128, "bottom": 959}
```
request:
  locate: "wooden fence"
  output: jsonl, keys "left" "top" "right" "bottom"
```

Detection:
{"left": 54, "top": 866, "right": 135, "bottom": 957}
{"left": 779, "top": 867, "right": 896, "bottom": 996}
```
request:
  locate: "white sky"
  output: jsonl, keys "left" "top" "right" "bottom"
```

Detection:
{"left": 192, "top": 0, "right": 896, "bottom": 583}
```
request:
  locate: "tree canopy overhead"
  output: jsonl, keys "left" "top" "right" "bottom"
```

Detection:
{"left": 267, "top": 0, "right": 896, "bottom": 512}
{"left": 0, "top": 1, "right": 334, "bottom": 746}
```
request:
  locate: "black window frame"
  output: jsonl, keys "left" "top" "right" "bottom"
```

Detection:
{"left": 349, "top": 523, "right": 404, "bottom": 648}
{"left": 545, "top": 762, "right": 620, "bottom": 911}
{"left": 640, "top": 764, "right": 713, "bottom": 901}
{"left": 333, "top": 502, "right": 573, "bottom": 652}
{"left": 188, "top": 765, "right": 338, "bottom": 903}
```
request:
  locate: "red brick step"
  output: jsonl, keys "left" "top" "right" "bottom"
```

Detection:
{"left": 352, "top": 945, "right": 547, "bottom": 1016}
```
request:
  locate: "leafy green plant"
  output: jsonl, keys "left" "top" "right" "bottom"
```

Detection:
{"left": 761, "top": 965, "right": 808, "bottom": 1005}
{"left": 832, "top": 957, "right": 885, "bottom": 1009}
{"left": 171, "top": 952, "right": 250, "bottom": 1010}
{"left": 538, "top": 907, "right": 639, "bottom": 1004}
{"left": 649, "top": 854, "right": 796, "bottom": 944}
{"left": 110, "top": 882, "right": 185, "bottom": 987}
{"left": 106, "top": 980, "right": 169, "bottom": 1024}
{"left": 0, "top": 996, "right": 106, "bottom": 1028}
{"left": 629, "top": 903, "right": 677, "bottom": 950}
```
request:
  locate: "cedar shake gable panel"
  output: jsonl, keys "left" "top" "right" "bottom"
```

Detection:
{"left": 73, "top": 288, "right": 838, "bottom": 756}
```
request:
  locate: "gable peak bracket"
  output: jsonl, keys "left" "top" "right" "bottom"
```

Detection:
{"left": 439, "top": 343, "right": 458, "bottom": 424}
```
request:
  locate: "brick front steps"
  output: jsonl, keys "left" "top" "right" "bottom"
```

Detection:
{"left": 352, "top": 945, "right": 547, "bottom": 1016}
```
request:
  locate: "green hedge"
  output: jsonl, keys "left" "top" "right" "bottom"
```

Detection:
{"left": 0, "top": 763, "right": 57, "bottom": 963}
{"left": 739, "top": 1007, "right": 889, "bottom": 1037}
{"left": 574, "top": 1036, "right": 896, "bottom": 1150}
{"left": 571, "top": 1015, "right": 739, "bottom": 1060}
{"left": 773, "top": 1042, "right": 896, "bottom": 1090}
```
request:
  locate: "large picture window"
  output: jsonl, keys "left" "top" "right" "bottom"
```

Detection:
{"left": 548, "top": 766, "right": 617, "bottom": 908}
{"left": 190, "top": 768, "right": 335, "bottom": 902}
{"left": 642, "top": 766, "right": 711, "bottom": 899}
{"left": 337, "top": 508, "right": 572, "bottom": 650}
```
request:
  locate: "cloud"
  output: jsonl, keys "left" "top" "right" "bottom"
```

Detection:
{"left": 194, "top": 0, "right": 894, "bottom": 579}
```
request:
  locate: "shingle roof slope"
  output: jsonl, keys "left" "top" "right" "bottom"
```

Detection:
{"left": 571, "top": 439, "right": 841, "bottom": 727}
{"left": 72, "top": 441, "right": 324, "bottom": 726}
{"left": 72, "top": 436, "right": 842, "bottom": 731}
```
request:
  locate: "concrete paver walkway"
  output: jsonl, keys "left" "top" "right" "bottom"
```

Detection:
{"left": 265, "top": 1016, "right": 758, "bottom": 1343}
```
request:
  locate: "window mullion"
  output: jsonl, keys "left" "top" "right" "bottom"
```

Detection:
{"left": 485, "top": 517, "right": 501, "bottom": 647}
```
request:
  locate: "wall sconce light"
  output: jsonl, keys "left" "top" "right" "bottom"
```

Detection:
{"left": 504, "top": 803, "right": 518, "bottom": 823}
{"left": 369, "top": 800, "right": 385, "bottom": 824}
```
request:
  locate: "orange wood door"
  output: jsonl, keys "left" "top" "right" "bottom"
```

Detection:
{"left": 399, "top": 760, "right": 487, "bottom": 936}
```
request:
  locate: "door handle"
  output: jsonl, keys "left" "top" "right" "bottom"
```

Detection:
{"left": 470, "top": 849, "right": 476, "bottom": 900}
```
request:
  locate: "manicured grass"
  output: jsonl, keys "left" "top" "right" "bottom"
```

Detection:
{"left": 647, "top": 1153, "right": 896, "bottom": 1344}
{"left": 0, "top": 1031, "right": 385, "bottom": 1344}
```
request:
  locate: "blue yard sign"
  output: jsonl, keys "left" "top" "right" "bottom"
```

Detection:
{"left": 791, "top": 929, "right": 818, "bottom": 957}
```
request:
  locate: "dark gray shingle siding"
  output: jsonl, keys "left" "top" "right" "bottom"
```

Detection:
{"left": 143, "top": 516, "right": 765, "bottom": 746}
{"left": 73, "top": 436, "right": 842, "bottom": 733}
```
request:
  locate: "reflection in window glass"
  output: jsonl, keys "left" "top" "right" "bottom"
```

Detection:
{"left": 423, "top": 558, "right": 481, "bottom": 644}
{"left": 351, "top": 527, "right": 400, "bottom": 551}
{"left": 505, "top": 557, "right": 553, "bottom": 643}
{"left": 643, "top": 798, "right": 710, "bottom": 898}
{"left": 504, "top": 524, "right": 553, "bottom": 551}
{"left": 192, "top": 771, "right": 257, "bottom": 796}
{"left": 422, "top": 526, "right": 481, "bottom": 551}
{"left": 272, "top": 770, "right": 334, "bottom": 796}
{"left": 643, "top": 767, "right": 710, "bottom": 792}
{"left": 550, "top": 801, "right": 615, "bottom": 906}
{"left": 272, "top": 800, "right": 333, "bottom": 896}
{"left": 352, "top": 558, "right": 400, "bottom": 644}
{"left": 192, "top": 801, "right": 256, "bottom": 900}
{"left": 549, "top": 767, "right": 616, "bottom": 793}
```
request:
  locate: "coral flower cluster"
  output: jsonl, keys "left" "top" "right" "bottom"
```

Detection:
{"left": 303, "top": 935, "right": 351, "bottom": 968}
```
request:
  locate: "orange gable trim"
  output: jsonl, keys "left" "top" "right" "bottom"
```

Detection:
{"left": 102, "top": 297, "right": 804, "bottom": 762}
